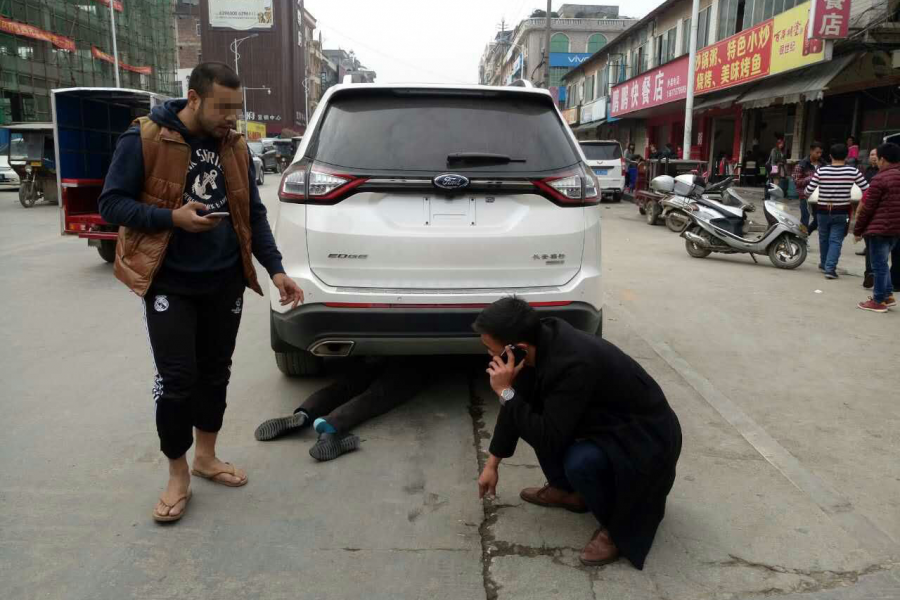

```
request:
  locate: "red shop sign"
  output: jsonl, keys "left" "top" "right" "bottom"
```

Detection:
{"left": 808, "top": 0, "right": 850, "bottom": 39}
{"left": 93, "top": 0, "right": 124, "bottom": 12}
{"left": 610, "top": 56, "right": 689, "bottom": 118}
{"left": 693, "top": 20, "right": 773, "bottom": 94}
{"left": 0, "top": 16, "right": 75, "bottom": 52}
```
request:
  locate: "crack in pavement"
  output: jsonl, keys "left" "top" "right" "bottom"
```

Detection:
{"left": 710, "top": 554, "right": 900, "bottom": 596}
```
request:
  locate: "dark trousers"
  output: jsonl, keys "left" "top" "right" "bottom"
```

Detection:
{"left": 142, "top": 276, "right": 244, "bottom": 459}
{"left": 536, "top": 440, "right": 616, "bottom": 526}
{"left": 297, "top": 357, "right": 431, "bottom": 433}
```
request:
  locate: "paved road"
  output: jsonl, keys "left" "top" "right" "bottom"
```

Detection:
{"left": 1, "top": 186, "right": 898, "bottom": 600}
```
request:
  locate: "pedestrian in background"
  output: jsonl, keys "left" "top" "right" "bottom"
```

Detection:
{"left": 858, "top": 148, "right": 881, "bottom": 287}
{"left": 791, "top": 141, "right": 825, "bottom": 232}
{"left": 853, "top": 142, "right": 900, "bottom": 312}
{"left": 765, "top": 137, "right": 786, "bottom": 199}
{"left": 806, "top": 143, "right": 869, "bottom": 280}
{"left": 847, "top": 135, "right": 860, "bottom": 167}
{"left": 625, "top": 144, "right": 642, "bottom": 193}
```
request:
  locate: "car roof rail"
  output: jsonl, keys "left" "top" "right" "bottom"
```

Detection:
{"left": 509, "top": 79, "right": 534, "bottom": 88}
{"left": 342, "top": 74, "right": 354, "bottom": 85}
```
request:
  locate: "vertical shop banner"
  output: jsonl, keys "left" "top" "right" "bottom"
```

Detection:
{"left": 808, "top": 0, "right": 850, "bottom": 39}
{"left": 209, "top": 0, "right": 274, "bottom": 30}
{"left": 610, "top": 1, "right": 826, "bottom": 118}
{"left": 0, "top": 16, "right": 75, "bottom": 52}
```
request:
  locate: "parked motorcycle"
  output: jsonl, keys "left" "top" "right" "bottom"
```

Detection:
{"left": 653, "top": 175, "right": 807, "bottom": 269}
{"left": 658, "top": 175, "right": 735, "bottom": 233}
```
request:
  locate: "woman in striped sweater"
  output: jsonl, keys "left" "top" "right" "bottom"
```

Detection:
{"left": 805, "top": 143, "right": 869, "bottom": 279}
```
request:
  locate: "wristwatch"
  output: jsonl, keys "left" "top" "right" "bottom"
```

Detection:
{"left": 499, "top": 388, "right": 516, "bottom": 406}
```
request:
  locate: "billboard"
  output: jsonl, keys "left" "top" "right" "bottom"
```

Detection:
{"left": 209, "top": 0, "right": 274, "bottom": 30}
{"left": 610, "top": 1, "right": 826, "bottom": 117}
{"left": 808, "top": 0, "right": 851, "bottom": 39}
{"left": 550, "top": 53, "right": 593, "bottom": 68}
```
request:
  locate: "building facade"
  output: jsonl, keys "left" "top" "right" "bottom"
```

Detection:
{"left": 198, "top": 0, "right": 315, "bottom": 135}
{"left": 562, "top": 0, "right": 900, "bottom": 181}
{"left": 0, "top": 0, "right": 179, "bottom": 124}
{"left": 175, "top": 0, "right": 202, "bottom": 97}
{"left": 478, "top": 4, "right": 637, "bottom": 106}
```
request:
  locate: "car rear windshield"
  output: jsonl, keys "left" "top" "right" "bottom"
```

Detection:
{"left": 248, "top": 141, "right": 264, "bottom": 153}
{"left": 311, "top": 91, "right": 580, "bottom": 173}
{"left": 580, "top": 143, "right": 621, "bottom": 161}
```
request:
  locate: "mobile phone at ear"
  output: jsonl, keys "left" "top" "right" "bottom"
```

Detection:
{"left": 505, "top": 346, "right": 528, "bottom": 366}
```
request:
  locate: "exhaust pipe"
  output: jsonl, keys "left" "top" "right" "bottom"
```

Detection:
{"left": 309, "top": 340, "right": 355, "bottom": 357}
{"left": 683, "top": 231, "right": 710, "bottom": 248}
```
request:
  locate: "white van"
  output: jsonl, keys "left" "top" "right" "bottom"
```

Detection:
{"left": 579, "top": 140, "right": 624, "bottom": 201}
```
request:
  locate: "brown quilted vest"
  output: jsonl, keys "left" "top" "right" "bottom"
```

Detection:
{"left": 113, "top": 117, "right": 263, "bottom": 297}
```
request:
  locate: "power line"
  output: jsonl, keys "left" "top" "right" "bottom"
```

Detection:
{"left": 316, "top": 21, "right": 470, "bottom": 84}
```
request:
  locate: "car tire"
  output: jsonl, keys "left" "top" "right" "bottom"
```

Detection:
{"left": 97, "top": 239, "right": 116, "bottom": 263}
{"left": 275, "top": 351, "right": 324, "bottom": 377}
{"left": 258, "top": 169, "right": 264, "bottom": 186}
{"left": 613, "top": 191, "right": 622, "bottom": 202}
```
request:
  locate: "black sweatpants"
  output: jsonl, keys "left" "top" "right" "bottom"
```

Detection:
{"left": 142, "top": 274, "right": 245, "bottom": 459}
{"left": 296, "top": 357, "right": 431, "bottom": 433}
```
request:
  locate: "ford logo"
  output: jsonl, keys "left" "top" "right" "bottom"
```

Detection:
{"left": 433, "top": 173, "right": 470, "bottom": 190}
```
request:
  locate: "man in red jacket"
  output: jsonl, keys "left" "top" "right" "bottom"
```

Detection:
{"left": 854, "top": 142, "right": 900, "bottom": 312}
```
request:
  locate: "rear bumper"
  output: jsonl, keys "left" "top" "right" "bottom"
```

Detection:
{"left": 272, "top": 302, "right": 602, "bottom": 356}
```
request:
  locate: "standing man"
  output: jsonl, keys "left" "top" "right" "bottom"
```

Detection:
{"left": 99, "top": 62, "right": 304, "bottom": 522}
{"left": 854, "top": 143, "right": 900, "bottom": 312}
{"left": 858, "top": 148, "right": 881, "bottom": 287}
{"left": 791, "top": 141, "right": 825, "bottom": 232}
{"left": 805, "top": 143, "right": 869, "bottom": 279}
{"left": 474, "top": 298, "right": 682, "bottom": 569}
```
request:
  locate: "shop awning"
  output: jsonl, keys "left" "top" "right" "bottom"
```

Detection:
{"left": 693, "top": 90, "right": 743, "bottom": 112}
{"left": 573, "top": 120, "right": 605, "bottom": 132}
{"left": 737, "top": 53, "right": 858, "bottom": 109}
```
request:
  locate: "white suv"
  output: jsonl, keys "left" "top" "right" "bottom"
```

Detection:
{"left": 579, "top": 140, "right": 625, "bottom": 202}
{"left": 270, "top": 82, "right": 603, "bottom": 376}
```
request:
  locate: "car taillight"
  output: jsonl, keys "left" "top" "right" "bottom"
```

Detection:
{"left": 278, "top": 159, "right": 368, "bottom": 204}
{"left": 533, "top": 164, "right": 599, "bottom": 206}
{"left": 620, "top": 158, "right": 625, "bottom": 176}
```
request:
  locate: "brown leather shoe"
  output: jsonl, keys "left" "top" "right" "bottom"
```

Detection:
{"left": 580, "top": 528, "right": 620, "bottom": 566}
{"left": 519, "top": 484, "right": 589, "bottom": 513}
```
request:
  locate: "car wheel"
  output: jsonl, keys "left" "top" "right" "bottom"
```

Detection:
{"left": 258, "top": 169, "right": 265, "bottom": 186}
{"left": 613, "top": 191, "right": 622, "bottom": 202}
{"left": 275, "top": 351, "right": 324, "bottom": 377}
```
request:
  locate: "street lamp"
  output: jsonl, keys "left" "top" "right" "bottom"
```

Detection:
{"left": 231, "top": 33, "right": 258, "bottom": 131}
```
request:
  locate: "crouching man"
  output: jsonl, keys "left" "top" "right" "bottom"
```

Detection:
{"left": 474, "top": 298, "right": 682, "bottom": 569}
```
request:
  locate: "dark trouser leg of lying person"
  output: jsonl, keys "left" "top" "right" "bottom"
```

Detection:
{"left": 309, "top": 357, "right": 432, "bottom": 462}
{"left": 254, "top": 358, "right": 385, "bottom": 441}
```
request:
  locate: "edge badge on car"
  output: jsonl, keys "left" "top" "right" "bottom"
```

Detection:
{"left": 433, "top": 173, "right": 470, "bottom": 190}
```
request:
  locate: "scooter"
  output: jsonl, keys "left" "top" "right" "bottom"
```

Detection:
{"left": 678, "top": 178, "right": 807, "bottom": 269}
{"left": 660, "top": 175, "right": 735, "bottom": 233}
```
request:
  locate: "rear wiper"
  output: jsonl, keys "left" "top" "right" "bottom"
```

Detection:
{"left": 447, "top": 152, "right": 526, "bottom": 164}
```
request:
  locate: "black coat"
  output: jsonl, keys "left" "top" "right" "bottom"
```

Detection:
{"left": 489, "top": 318, "right": 682, "bottom": 569}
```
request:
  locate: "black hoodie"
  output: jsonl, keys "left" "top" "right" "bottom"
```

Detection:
{"left": 98, "top": 99, "right": 283, "bottom": 291}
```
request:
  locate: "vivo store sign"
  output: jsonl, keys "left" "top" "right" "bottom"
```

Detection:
{"left": 550, "top": 53, "right": 593, "bottom": 67}
{"left": 209, "top": 0, "right": 274, "bottom": 30}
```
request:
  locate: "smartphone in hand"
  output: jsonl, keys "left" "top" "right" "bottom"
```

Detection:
{"left": 504, "top": 345, "right": 528, "bottom": 366}
{"left": 204, "top": 212, "right": 229, "bottom": 219}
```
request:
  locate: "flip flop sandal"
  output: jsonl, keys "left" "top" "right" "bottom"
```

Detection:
{"left": 190, "top": 462, "right": 248, "bottom": 487}
{"left": 153, "top": 488, "right": 192, "bottom": 523}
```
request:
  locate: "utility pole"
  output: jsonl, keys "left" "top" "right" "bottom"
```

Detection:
{"left": 682, "top": 0, "right": 700, "bottom": 160}
{"left": 108, "top": 0, "right": 120, "bottom": 88}
{"left": 543, "top": 0, "right": 552, "bottom": 88}
{"left": 300, "top": 0, "right": 309, "bottom": 127}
